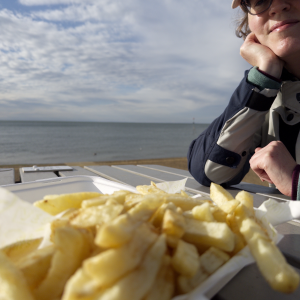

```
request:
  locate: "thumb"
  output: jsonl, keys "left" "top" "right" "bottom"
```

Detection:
{"left": 245, "top": 32, "right": 259, "bottom": 44}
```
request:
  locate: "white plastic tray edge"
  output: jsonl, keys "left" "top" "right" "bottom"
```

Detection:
{"left": 1, "top": 175, "right": 251, "bottom": 299}
{"left": 2, "top": 175, "right": 137, "bottom": 203}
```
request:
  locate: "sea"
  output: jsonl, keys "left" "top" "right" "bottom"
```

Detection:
{"left": 0, "top": 121, "right": 209, "bottom": 165}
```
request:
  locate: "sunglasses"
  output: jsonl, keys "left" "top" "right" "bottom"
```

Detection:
{"left": 241, "top": 0, "right": 273, "bottom": 15}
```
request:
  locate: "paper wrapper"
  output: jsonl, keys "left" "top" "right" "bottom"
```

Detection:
{"left": 256, "top": 198, "right": 300, "bottom": 226}
{"left": 156, "top": 178, "right": 188, "bottom": 194}
{"left": 0, "top": 188, "right": 54, "bottom": 249}
{"left": 0, "top": 180, "right": 299, "bottom": 299}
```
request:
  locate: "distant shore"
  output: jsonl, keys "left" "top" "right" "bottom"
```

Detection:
{"left": 2, "top": 157, "right": 268, "bottom": 187}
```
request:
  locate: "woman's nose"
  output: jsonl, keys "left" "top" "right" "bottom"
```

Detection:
{"left": 269, "top": 0, "right": 291, "bottom": 15}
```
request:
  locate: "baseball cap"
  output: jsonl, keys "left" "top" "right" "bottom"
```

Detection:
{"left": 231, "top": 0, "right": 241, "bottom": 9}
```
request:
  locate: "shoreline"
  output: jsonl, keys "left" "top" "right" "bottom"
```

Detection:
{"left": 2, "top": 157, "right": 267, "bottom": 187}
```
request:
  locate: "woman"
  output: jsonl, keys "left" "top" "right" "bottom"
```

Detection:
{"left": 187, "top": 0, "right": 300, "bottom": 199}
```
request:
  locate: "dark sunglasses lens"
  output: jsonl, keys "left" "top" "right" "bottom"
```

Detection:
{"left": 244, "top": 0, "right": 272, "bottom": 14}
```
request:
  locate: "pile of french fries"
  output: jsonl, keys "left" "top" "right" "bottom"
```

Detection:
{"left": 0, "top": 182, "right": 299, "bottom": 300}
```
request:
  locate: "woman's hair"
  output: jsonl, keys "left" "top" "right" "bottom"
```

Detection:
{"left": 235, "top": 6, "right": 251, "bottom": 39}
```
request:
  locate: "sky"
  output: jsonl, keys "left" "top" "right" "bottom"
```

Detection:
{"left": 0, "top": 0, "right": 250, "bottom": 123}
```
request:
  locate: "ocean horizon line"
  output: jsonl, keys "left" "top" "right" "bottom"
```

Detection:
{"left": 0, "top": 120, "right": 210, "bottom": 125}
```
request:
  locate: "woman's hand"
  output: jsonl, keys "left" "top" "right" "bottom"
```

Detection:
{"left": 249, "top": 141, "right": 297, "bottom": 197}
{"left": 240, "top": 33, "right": 284, "bottom": 79}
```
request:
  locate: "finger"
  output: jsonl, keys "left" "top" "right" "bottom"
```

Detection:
{"left": 244, "top": 32, "right": 260, "bottom": 44}
{"left": 254, "top": 147, "right": 262, "bottom": 153}
{"left": 245, "top": 32, "right": 255, "bottom": 42}
{"left": 249, "top": 151, "right": 262, "bottom": 166}
{"left": 252, "top": 168, "right": 273, "bottom": 183}
{"left": 252, "top": 33, "right": 260, "bottom": 44}
{"left": 260, "top": 175, "right": 273, "bottom": 184}
{"left": 249, "top": 156, "right": 270, "bottom": 180}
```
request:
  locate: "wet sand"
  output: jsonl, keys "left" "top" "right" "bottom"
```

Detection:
{"left": 2, "top": 157, "right": 268, "bottom": 186}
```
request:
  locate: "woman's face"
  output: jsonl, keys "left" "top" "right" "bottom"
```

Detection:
{"left": 248, "top": 0, "right": 300, "bottom": 60}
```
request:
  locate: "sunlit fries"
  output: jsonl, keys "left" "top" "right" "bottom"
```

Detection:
{"left": 240, "top": 217, "right": 299, "bottom": 293}
{"left": 84, "top": 224, "right": 157, "bottom": 287}
{"left": 17, "top": 245, "right": 55, "bottom": 290}
{"left": 34, "top": 192, "right": 103, "bottom": 215}
{"left": 97, "top": 234, "right": 167, "bottom": 300}
{"left": 0, "top": 182, "right": 299, "bottom": 300}
{"left": 136, "top": 181, "right": 167, "bottom": 195}
{"left": 144, "top": 255, "right": 175, "bottom": 300}
{"left": 34, "top": 226, "right": 93, "bottom": 300}
{"left": 1, "top": 237, "right": 43, "bottom": 264}
{"left": 0, "top": 251, "right": 35, "bottom": 300}
{"left": 171, "top": 239, "right": 199, "bottom": 277}
{"left": 177, "top": 246, "right": 230, "bottom": 294}
{"left": 214, "top": 184, "right": 300, "bottom": 293}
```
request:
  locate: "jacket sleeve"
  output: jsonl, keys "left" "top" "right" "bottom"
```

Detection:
{"left": 187, "top": 69, "right": 278, "bottom": 187}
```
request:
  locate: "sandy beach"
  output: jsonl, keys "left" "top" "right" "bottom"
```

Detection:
{"left": 2, "top": 157, "right": 268, "bottom": 187}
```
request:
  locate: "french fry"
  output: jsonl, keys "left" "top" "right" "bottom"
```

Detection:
{"left": 84, "top": 224, "right": 157, "bottom": 287}
{"left": 177, "top": 264, "right": 208, "bottom": 294}
{"left": 230, "top": 232, "right": 246, "bottom": 255}
{"left": 95, "top": 213, "right": 138, "bottom": 248}
{"left": 226, "top": 213, "right": 246, "bottom": 255}
{"left": 50, "top": 218, "right": 73, "bottom": 241}
{"left": 82, "top": 191, "right": 133, "bottom": 209}
{"left": 163, "top": 194, "right": 210, "bottom": 211}
{"left": 171, "top": 239, "right": 200, "bottom": 277}
{"left": 109, "top": 190, "right": 134, "bottom": 204}
{"left": 16, "top": 245, "right": 55, "bottom": 289}
{"left": 240, "top": 218, "right": 300, "bottom": 293}
{"left": 124, "top": 194, "right": 147, "bottom": 209}
{"left": 163, "top": 209, "right": 186, "bottom": 238}
{"left": 183, "top": 218, "right": 235, "bottom": 252}
{"left": 192, "top": 202, "right": 215, "bottom": 222}
{"left": 34, "top": 226, "right": 93, "bottom": 300}
{"left": 136, "top": 182, "right": 167, "bottom": 195}
{"left": 210, "top": 182, "right": 234, "bottom": 205}
{"left": 234, "top": 202, "right": 255, "bottom": 225}
{"left": 219, "top": 199, "right": 240, "bottom": 214}
{"left": 95, "top": 196, "right": 163, "bottom": 249}
{"left": 151, "top": 181, "right": 160, "bottom": 187}
{"left": 149, "top": 202, "right": 177, "bottom": 227}
{"left": 81, "top": 197, "right": 109, "bottom": 208}
{"left": 34, "top": 192, "right": 102, "bottom": 215}
{"left": 62, "top": 267, "right": 100, "bottom": 300}
{"left": 144, "top": 255, "right": 175, "bottom": 300}
{"left": 0, "top": 250, "right": 35, "bottom": 300}
{"left": 235, "top": 190, "right": 254, "bottom": 215}
{"left": 96, "top": 234, "right": 166, "bottom": 300}
{"left": 166, "top": 235, "right": 180, "bottom": 248}
{"left": 70, "top": 204, "right": 123, "bottom": 228}
{"left": 1, "top": 237, "right": 42, "bottom": 264}
{"left": 180, "top": 190, "right": 190, "bottom": 197}
{"left": 177, "top": 247, "right": 230, "bottom": 294}
{"left": 182, "top": 210, "right": 194, "bottom": 219}
{"left": 127, "top": 194, "right": 164, "bottom": 221}
{"left": 211, "top": 206, "right": 227, "bottom": 223}
{"left": 200, "top": 247, "right": 230, "bottom": 275}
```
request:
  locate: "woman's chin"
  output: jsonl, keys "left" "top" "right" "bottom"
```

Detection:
{"left": 272, "top": 38, "right": 300, "bottom": 60}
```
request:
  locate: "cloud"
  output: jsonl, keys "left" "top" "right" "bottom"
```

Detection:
{"left": 19, "top": 0, "right": 96, "bottom": 5}
{"left": 0, "top": 1, "right": 250, "bottom": 123}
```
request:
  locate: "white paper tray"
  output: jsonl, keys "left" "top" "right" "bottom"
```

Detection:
{"left": 4, "top": 175, "right": 137, "bottom": 203}
{"left": 2, "top": 175, "right": 253, "bottom": 300}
